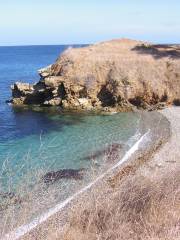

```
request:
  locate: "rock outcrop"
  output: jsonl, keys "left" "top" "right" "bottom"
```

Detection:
{"left": 10, "top": 39, "right": 180, "bottom": 111}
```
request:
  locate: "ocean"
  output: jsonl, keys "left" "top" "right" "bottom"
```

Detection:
{"left": 0, "top": 45, "right": 141, "bottom": 231}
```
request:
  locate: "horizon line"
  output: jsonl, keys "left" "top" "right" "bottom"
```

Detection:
{"left": 0, "top": 43, "right": 91, "bottom": 47}
{"left": 0, "top": 38, "right": 180, "bottom": 47}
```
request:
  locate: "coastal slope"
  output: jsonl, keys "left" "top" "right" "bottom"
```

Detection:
{"left": 11, "top": 39, "right": 180, "bottom": 111}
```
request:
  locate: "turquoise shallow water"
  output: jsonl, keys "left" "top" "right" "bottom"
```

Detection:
{"left": 0, "top": 109, "right": 140, "bottom": 191}
{"left": 0, "top": 109, "right": 141, "bottom": 233}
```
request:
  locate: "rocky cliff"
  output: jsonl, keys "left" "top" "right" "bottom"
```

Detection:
{"left": 10, "top": 39, "right": 180, "bottom": 111}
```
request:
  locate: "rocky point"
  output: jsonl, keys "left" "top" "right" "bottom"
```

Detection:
{"left": 10, "top": 39, "right": 180, "bottom": 112}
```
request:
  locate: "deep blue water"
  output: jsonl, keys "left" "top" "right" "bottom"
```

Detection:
{"left": 0, "top": 45, "right": 140, "bottom": 192}
{"left": 0, "top": 45, "right": 84, "bottom": 142}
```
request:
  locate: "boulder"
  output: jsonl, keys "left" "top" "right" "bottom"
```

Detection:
{"left": 38, "top": 65, "right": 52, "bottom": 78}
{"left": 11, "top": 82, "right": 34, "bottom": 98}
{"left": 44, "top": 97, "right": 62, "bottom": 106}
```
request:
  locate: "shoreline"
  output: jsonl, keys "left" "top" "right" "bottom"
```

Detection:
{"left": 1, "top": 109, "right": 173, "bottom": 240}
{"left": 138, "top": 107, "right": 180, "bottom": 181}
{"left": 3, "top": 132, "right": 149, "bottom": 240}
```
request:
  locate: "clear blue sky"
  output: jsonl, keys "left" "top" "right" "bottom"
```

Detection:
{"left": 0, "top": 0, "right": 180, "bottom": 46}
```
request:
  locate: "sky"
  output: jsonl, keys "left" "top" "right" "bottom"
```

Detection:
{"left": 0, "top": 0, "right": 180, "bottom": 46}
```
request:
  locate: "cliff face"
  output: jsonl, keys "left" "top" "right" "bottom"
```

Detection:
{"left": 11, "top": 39, "right": 180, "bottom": 111}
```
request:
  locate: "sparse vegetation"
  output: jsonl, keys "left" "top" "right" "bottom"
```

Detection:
{"left": 49, "top": 169, "right": 180, "bottom": 240}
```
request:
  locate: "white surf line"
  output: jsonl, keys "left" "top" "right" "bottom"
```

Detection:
{"left": 2, "top": 130, "right": 150, "bottom": 240}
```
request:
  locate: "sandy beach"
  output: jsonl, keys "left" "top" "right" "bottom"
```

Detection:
{"left": 139, "top": 107, "right": 180, "bottom": 180}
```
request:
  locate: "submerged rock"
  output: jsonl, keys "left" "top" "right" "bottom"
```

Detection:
{"left": 42, "top": 168, "right": 85, "bottom": 184}
{"left": 0, "top": 192, "right": 22, "bottom": 211}
{"left": 82, "top": 143, "right": 126, "bottom": 163}
{"left": 0, "top": 192, "right": 16, "bottom": 199}
{"left": 10, "top": 39, "right": 180, "bottom": 111}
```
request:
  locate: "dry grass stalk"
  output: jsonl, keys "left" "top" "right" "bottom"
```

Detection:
{"left": 49, "top": 168, "right": 180, "bottom": 240}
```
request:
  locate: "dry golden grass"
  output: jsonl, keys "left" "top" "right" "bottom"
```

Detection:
{"left": 48, "top": 168, "right": 180, "bottom": 240}
{"left": 0, "top": 156, "right": 76, "bottom": 237}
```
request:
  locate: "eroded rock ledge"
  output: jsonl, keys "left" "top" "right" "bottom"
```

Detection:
{"left": 10, "top": 39, "right": 180, "bottom": 111}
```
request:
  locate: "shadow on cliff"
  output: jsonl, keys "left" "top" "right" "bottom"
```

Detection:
{"left": 132, "top": 44, "right": 180, "bottom": 59}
